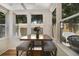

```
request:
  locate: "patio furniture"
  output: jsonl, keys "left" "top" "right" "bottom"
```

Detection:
{"left": 16, "top": 41, "right": 31, "bottom": 56}
{"left": 67, "top": 35, "right": 79, "bottom": 52}
{"left": 62, "top": 32, "right": 76, "bottom": 43}
{"left": 44, "top": 41, "right": 57, "bottom": 56}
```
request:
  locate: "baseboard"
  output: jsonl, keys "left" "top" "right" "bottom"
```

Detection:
{"left": 0, "top": 49, "right": 9, "bottom": 55}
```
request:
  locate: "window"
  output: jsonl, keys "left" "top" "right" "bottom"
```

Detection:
{"left": 16, "top": 25, "right": 27, "bottom": 37}
{"left": 16, "top": 15, "right": 27, "bottom": 36}
{"left": 62, "top": 3, "right": 79, "bottom": 18}
{"left": 16, "top": 15, "right": 27, "bottom": 24}
{"left": 0, "top": 12, "right": 5, "bottom": 38}
{"left": 20, "top": 28, "right": 27, "bottom": 36}
{"left": 31, "top": 15, "right": 43, "bottom": 24}
{"left": 61, "top": 3, "right": 79, "bottom": 54}
{"left": 31, "top": 27, "right": 43, "bottom": 34}
{"left": 61, "top": 18, "right": 79, "bottom": 54}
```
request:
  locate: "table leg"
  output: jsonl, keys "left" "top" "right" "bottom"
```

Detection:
{"left": 41, "top": 41, "right": 44, "bottom": 55}
{"left": 30, "top": 41, "right": 34, "bottom": 56}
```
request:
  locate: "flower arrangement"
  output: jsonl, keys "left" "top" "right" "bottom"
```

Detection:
{"left": 34, "top": 27, "right": 41, "bottom": 39}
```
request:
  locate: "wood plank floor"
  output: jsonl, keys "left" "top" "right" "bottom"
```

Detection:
{"left": 1, "top": 50, "right": 47, "bottom": 56}
{"left": 1, "top": 50, "right": 17, "bottom": 56}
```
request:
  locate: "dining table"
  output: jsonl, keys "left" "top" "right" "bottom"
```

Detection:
{"left": 20, "top": 34, "right": 52, "bottom": 55}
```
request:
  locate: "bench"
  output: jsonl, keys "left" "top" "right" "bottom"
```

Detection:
{"left": 16, "top": 41, "right": 31, "bottom": 56}
{"left": 44, "top": 41, "right": 57, "bottom": 56}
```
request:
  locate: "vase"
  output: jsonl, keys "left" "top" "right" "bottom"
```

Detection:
{"left": 36, "top": 33, "right": 39, "bottom": 39}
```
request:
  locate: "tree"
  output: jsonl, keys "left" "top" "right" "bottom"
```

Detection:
{"left": 0, "top": 12, "right": 5, "bottom": 24}
{"left": 62, "top": 3, "right": 79, "bottom": 18}
{"left": 62, "top": 3, "right": 79, "bottom": 32}
{"left": 16, "top": 15, "right": 27, "bottom": 24}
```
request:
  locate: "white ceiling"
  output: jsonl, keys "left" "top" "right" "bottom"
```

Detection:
{"left": 6, "top": 3, "right": 54, "bottom": 10}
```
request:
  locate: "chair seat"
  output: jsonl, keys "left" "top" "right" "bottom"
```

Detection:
{"left": 44, "top": 41, "right": 57, "bottom": 51}
{"left": 16, "top": 41, "right": 31, "bottom": 51}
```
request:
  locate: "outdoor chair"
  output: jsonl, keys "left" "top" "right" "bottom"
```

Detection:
{"left": 67, "top": 35, "right": 79, "bottom": 52}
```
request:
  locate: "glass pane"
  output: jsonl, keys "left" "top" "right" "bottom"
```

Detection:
{"left": 52, "top": 9, "right": 56, "bottom": 37}
{"left": 60, "top": 16, "right": 79, "bottom": 54}
{"left": 0, "top": 25, "right": 5, "bottom": 38}
{"left": 20, "top": 28, "right": 27, "bottom": 36}
{"left": 62, "top": 3, "right": 79, "bottom": 18}
{"left": 31, "top": 27, "right": 43, "bottom": 34}
{"left": 31, "top": 15, "right": 43, "bottom": 24}
{"left": 52, "top": 9, "right": 56, "bottom": 25}
{"left": 0, "top": 12, "right": 5, "bottom": 38}
{"left": 0, "top": 12, "right": 5, "bottom": 24}
{"left": 16, "top": 15, "right": 27, "bottom": 24}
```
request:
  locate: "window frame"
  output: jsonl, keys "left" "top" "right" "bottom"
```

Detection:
{"left": 0, "top": 12, "right": 6, "bottom": 39}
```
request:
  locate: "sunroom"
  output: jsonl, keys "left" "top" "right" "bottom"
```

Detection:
{"left": 0, "top": 3, "right": 79, "bottom": 56}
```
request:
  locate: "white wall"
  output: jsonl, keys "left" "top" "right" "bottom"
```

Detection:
{"left": 0, "top": 38, "right": 9, "bottom": 55}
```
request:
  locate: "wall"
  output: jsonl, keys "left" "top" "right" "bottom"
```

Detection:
{"left": 0, "top": 38, "right": 9, "bottom": 55}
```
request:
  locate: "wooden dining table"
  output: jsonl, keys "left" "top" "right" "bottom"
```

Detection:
{"left": 20, "top": 34, "right": 52, "bottom": 55}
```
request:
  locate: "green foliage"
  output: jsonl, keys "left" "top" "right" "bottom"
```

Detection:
{"left": 31, "top": 15, "right": 43, "bottom": 24}
{"left": 62, "top": 3, "right": 79, "bottom": 23}
{"left": 16, "top": 15, "right": 27, "bottom": 24}
{"left": 0, "top": 12, "right": 5, "bottom": 24}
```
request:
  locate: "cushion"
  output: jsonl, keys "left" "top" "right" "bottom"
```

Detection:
{"left": 44, "top": 41, "right": 57, "bottom": 51}
{"left": 16, "top": 41, "right": 31, "bottom": 51}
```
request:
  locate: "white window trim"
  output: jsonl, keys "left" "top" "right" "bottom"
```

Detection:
{"left": 0, "top": 5, "right": 8, "bottom": 14}
{"left": 0, "top": 6, "right": 8, "bottom": 39}
{"left": 16, "top": 24, "right": 27, "bottom": 37}
{"left": 0, "top": 24, "right": 6, "bottom": 39}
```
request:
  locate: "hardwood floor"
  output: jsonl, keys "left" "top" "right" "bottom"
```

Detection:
{"left": 1, "top": 50, "right": 16, "bottom": 56}
{"left": 1, "top": 49, "right": 47, "bottom": 56}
